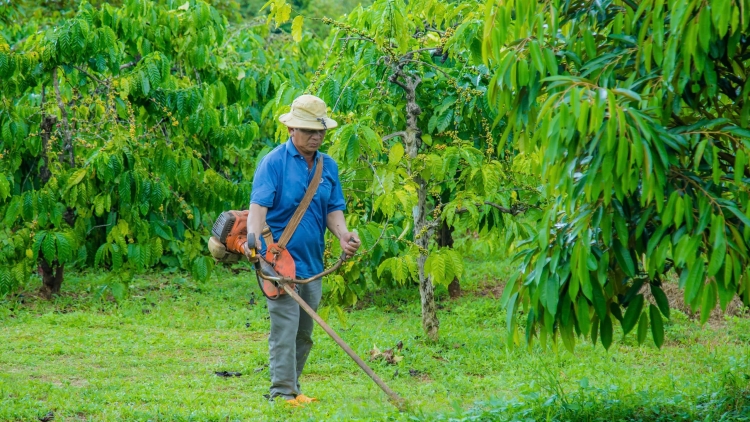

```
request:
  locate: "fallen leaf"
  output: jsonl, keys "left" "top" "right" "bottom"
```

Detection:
{"left": 215, "top": 371, "right": 242, "bottom": 377}
{"left": 369, "top": 345, "right": 382, "bottom": 361}
{"left": 370, "top": 345, "right": 402, "bottom": 365}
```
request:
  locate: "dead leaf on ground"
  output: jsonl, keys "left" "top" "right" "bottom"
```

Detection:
{"left": 214, "top": 371, "right": 242, "bottom": 377}
{"left": 369, "top": 345, "right": 403, "bottom": 365}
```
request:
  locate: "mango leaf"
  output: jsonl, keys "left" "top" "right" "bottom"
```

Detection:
{"left": 621, "top": 294, "right": 644, "bottom": 336}
{"left": 651, "top": 285, "right": 670, "bottom": 319}
{"left": 637, "top": 311, "right": 649, "bottom": 345}
{"left": 649, "top": 304, "right": 664, "bottom": 348}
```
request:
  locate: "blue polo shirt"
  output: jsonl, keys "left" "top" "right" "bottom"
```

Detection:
{"left": 250, "top": 139, "right": 347, "bottom": 278}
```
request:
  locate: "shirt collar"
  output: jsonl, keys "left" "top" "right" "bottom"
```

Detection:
{"left": 285, "top": 138, "right": 319, "bottom": 160}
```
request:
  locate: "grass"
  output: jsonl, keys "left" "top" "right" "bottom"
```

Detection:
{"left": 0, "top": 258, "right": 749, "bottom": 421}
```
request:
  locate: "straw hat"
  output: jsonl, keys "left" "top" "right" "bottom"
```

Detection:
{"left": 279, "top": 95, "right": 338, "bottom": 130}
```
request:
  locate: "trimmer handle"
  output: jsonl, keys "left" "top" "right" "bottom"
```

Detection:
{"left": 245, "top": 232, "right": 259, "bottom": 263}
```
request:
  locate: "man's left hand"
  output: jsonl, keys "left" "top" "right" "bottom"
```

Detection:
{"left": 340, "top": 232, "right": 361, "bottom": 258}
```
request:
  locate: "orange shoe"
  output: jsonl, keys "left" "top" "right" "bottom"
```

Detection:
{"left": 284, "top": 398, "right": 301, "bottom": 407}
{"left": 295, "top": 394, "right": 318, "bottom": 404}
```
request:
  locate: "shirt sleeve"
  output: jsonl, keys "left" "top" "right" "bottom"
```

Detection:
{"left": 250, "top": 154, "right": 277, "bottom": 207}
{"left": 326, "top": 159, "right": 346, "bottom": 214}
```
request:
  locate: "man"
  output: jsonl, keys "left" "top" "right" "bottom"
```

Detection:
{"left": 245, "top": 95, "right": 361, "bottom": 405}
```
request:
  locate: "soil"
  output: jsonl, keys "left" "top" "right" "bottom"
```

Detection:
{"left": 475, "top": 279, "right": 507, "bottom": 299}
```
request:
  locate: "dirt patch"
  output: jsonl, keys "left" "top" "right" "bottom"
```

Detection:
{"left": 645, "top": 281, "right": 748, "bottom": 325}
{"left": 474, "top": 279, "right": 507, "bottom": 299}
{"left": 28, "top": 374, "right": 89, "bottom": 388}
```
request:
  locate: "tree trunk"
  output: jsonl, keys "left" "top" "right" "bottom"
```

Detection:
{"left": 39, "top": 85, "right": 56, "bottom": 185}
{"left": 438, "top": 221, "right": 462, "bottom": 299}
{"left": 39, "top": 257, "right": 64, "bottom": 299}
{"left": 52, "top": 67, "right": 74, "bottom": 167}
{"left": 390, "top": 62, "right": 439, "bottom": 341}
{"left": 414, "top": 174, "right": 439, "bottom": 340}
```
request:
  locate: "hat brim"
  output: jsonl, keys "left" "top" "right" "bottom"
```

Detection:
{"left": 279, "top": 113, "right": 338, "bottom": 130}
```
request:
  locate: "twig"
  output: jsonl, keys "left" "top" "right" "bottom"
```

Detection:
{"left": 73, "top": 65, "right": 105, "bottom": 85}
{"left": 87, "top": 223, "right": 114, "bottom": 234}
{"left": 355, "top": 217, "right": 391, "bottom": 257}
{"left": 409, "top": 47, "right": 440, "bottom": 56}
{"left": 22, "top": 159, "right": 39, "bottom": 189}
{"left": 400, "top": 59, "right": 452, "bottom": 78}
{"left": 339, "top": 37, "right": 373, "bottom": 43}
{"left": 332, "top": 64, "right": 374, "bottom": 112}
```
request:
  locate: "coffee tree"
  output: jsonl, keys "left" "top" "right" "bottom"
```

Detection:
{"left": 0, "top": 0, "right": 321, "bottom": 297}
{"left": 266, "top": 0, "right": 543, "bottom": 340}
{"left": 484, "top": 0, "right": 750, "bottom": 349}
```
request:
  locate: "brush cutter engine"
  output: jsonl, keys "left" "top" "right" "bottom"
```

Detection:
{"left": 208, "top": 211, "right": 294, "bottom": 299}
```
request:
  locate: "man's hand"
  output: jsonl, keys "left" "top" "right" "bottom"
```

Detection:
{"left": 340, "top": 232, "right": 361, "bottom": 259}
{"left": 244, "top": 237, "right": 259, "bottom": 263}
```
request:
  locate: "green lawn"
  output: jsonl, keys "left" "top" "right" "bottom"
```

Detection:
{"left": 1, "top": 261, "right": 749, "bottom": 421}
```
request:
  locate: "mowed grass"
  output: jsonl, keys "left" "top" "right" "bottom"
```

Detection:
{"left": 0, "top": 259, "right": 749, "bottom": 421}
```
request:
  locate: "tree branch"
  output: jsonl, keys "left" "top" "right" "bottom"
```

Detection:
{"left": 159, "top": 120, "right": 172, "bottom": 145}
{"left": 387, "top": 73, "right": 409, "bottom": 91}
{"left": 382, "top": 131, "right": 406, "bottom": 142}
{"left": 120, "top": 56, "right": 141, "bottom": 70}
{"left": 423, "top": 26, "right": 445, "bottom": 36}
{"left": 455, "top": 201, "right": 531, "bottom": 216}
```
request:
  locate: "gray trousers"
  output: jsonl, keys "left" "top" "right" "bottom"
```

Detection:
{"left": 267, "top": 278, "right": 322, "bottom": 399}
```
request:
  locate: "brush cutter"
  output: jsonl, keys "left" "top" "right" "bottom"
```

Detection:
{"left": 246, "top": 232, "right": 405, "bottom": 409}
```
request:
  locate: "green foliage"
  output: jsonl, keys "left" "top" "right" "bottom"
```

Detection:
{"left": 0, "top": 0, "right": 323, "bottom": 294}
{"left": 290, "top": 0, "right": 544, "bottom": 332}
{"left": 484, "top": 0, "right": 750, "bottom": 349}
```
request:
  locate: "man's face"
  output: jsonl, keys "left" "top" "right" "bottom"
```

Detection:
{"left": 289, "top": 127, "right": 327, "bottom": 156}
